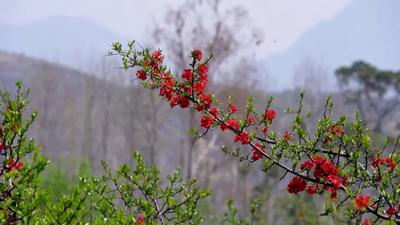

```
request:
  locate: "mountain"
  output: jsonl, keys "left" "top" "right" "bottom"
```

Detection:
{"left": 0, "top": 16, "right": 127, "bottom": 70}
{"left": 262, "top": 0, "right": 400, "bottom": 90}
{"left": 0, "top": 51, "right": 89, "bottom": 90}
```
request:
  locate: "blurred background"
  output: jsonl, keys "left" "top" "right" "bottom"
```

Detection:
{"left": 0, "top": 0, "right": 399, "bottom": 224}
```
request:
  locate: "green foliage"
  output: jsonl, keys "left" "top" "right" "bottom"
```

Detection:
{"left": 0, "top": 82, "right": 49, "bottom": 224}
{"left": 0, "top": 82, "right": 210, "bottom": 224}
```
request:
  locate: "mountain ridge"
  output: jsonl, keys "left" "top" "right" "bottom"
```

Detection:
{"left": 261, "top": 0, "right": 400, "bottom": 89}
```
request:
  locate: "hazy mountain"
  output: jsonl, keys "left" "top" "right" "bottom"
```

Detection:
{"left": 262, "top": 0, "right": 400, "bottom": 89}
{"left": 0, "top": 16, "right": 127, "bottom": 70}
{"left": 0, "top": 50, "right": 89, "bottom": 90}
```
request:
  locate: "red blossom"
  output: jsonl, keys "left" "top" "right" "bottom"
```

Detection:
{"left": 251, "top": 143, "right": 265, "bottom": 161}
{"left": 283, "top": 131, "right": 291, "bottom": 141}
{"left": 152, "top": 51, "right": 163, "bottom": 63}
{"left": 136, "top": 70, "right": 147, "bottom": 80}
{"left": 355, "top": 195, "right": 371, "bottom": 211}
{"left": 220, "top": 119, "right": 239, "bottom": 131}
{"left": 234, "top": 131, "right": 250, "bottom": 145}
{"left": 246, "top": 116, "right": 255, "bottom": 124}
{"left": 372, "top": 156, "right": 379, "bottom": 168}
{"left": 305, "top": 185, "right": 319, "bottom": 195}
{"left": 383, "top": 156, "right": 396, "bottom": 169}
{"left": 136, "top": 214, "right": 145, "bottom": 225}
{"left": 178, "top": 97, "right": 190, "bottom": 108}
{"left": 287, "top": 176, "right": 307, "bottom": 194}
{"left": 193, "top": 81, "right": 207, "bottom": 95}
{"left": 192, "top": 49, "right": 203, "bottom": 61}
{"left": 313, "top": 156, "right": 339, "bottom": 179}
{"left": 342, "top": 175, "right": 349, "bottom": 186}
{"left": 199, "top": 94, "right": 212, "bottom": 109}
{"left": 198, "top": 64, "right": 208, "bottom": 75}
{"left": 261, "top": 127, "right": 268, "bottom": 134}
{"left": 210, "top": 107, "right": 219, "bottom": 117}
{"left": 229, "top": 105, "right": 238, "bottom": 113}
{"left": 182, "top": 68, "right": 193, "bottom": 81}
{"left": 169, "top": 95, "right": 179, "bottom": 108}
{"left": 6, "top": 159, "right": 23, "bottom": 171}
{"left": 300, "top": 160, "right": 314, "bottom": 171}
{"left": 386, "top": 207, "right": 397, "bottom": 217}
{"left": 372, "top": 156, "right": 396, "bottom": 170}
{"left": 200, "top": 115, "right": 214, "bottom": 129}
{"left": 327, "top": 175, "right": 342, "bottom": 189}
{"left": 265, "top": 108, "right": 277, "bottom": 122}
{"left": 363, "top": 219, "right": 371, "bottom": 225}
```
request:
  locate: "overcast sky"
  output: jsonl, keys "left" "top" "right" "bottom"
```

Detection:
{"left": 0, "top": 0, "right": 352, "bottom": 57}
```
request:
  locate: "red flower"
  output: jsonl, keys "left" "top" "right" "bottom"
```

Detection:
{"left": 200, "top": 115, "right": 214, "bottom": 129}
{"left": 305, "top": 185, "right": 319, "bottom": 195}
{"left": 234, "top": 131, "right": 250, "bottom": 145}
{"left": 198, "top": 64, "right": 208, "bottom": 75}
{"left": 246, "top": 116, "right": 255, "bottom": 124}
{"left": 383, "top": 156, "right": 396, "bottom": 170}
{"left": 363, "top": 219, "right": 371, "bottom": 225}
{"left": 283, "top": 131, "right": 291, "bottom": 141}
{"left": 386, "top": 207, "right": 397, "bottom": 217}
{"left": 251, "top": 143, "right": 265, "bottom": 161}
{"left": 261, "top": 127, "right": 268, "bottom": 134}
{"left": 178, "top": 97, "right": 190, "bottom": 108}
{"left": 372, "top": 156, "right": 379, "bottom": 168}
{"left": 6, "top": 159, "right": 23, "bottom": 171}
{"left": 210, "top": 107, "right": 219, "bottom": 117}
{"left": 199, "top": 94, "right": 212, "bottom": 109}
{"left": 313, "top": 156, "right": 339, "bottom": 179}
{"left": 287, "top": 176, "right": 307, "bottom": 194}
{"left": 136, "top": 214, "right": 145, "bottom": 225}
{"left": 229, "top": 105, "right": 238, "bottom": 113}
{"left": 152, "top": 51, "right": 163, "bottom": 62}
{"left": 300, "top": 160, "right": 313, "bottom": 171}
{"left": 136, "top": 70, "right": 147, "bottom": 80}
{"left": 372, "top": 156, "right": 396, "bottom": 169}
{"left": 192, "top": 49, "right": 203, "bottom": 61}
{"left": 327, "top": 175, "right": 342, "bottom": 189}
{"left": 342, "top": 175, "right": 349, "bottom": 186}
{"left": 182, "top": 68, "right": 193, "bottom": 81}
{"left": 169, "top": 95, "right": 179, "bottom": 108}
{"left": 220, "top": 119, "right": 239, "bottom": 131}
{"left": 355, "top": 195, "right": 371, "bottom": 211}
{"left": 265, "top": 108, "right": 277, "bottom": 122}
{"left": 193, "top": 81, "right": 207, "bottom": 94}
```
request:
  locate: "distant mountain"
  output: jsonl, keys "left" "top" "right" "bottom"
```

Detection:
{"left": 0, "top": 16, "right": 127, "bottom": 70}
{"left": 262, "top": 0, "right": 400, "bottom": 90}
{"left": 0, "top": 50, "right": 90, "bottom": 90}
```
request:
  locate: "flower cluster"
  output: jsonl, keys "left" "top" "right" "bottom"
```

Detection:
{"left": 6, "top": 159, "right": 23, "bottom": 171}
{"left": 290, "top": 156, "right": 348, "bottom": 199}
{"left": 355, "top": 195, "right": 371, "bottom": 211}
{"left": 131, "top": 48, "right": 276, "bottom": 162}
{"left": 287, "top": 177, "right": 307, "bottom": 194}
{"left": 372, "top": 155, "right": 396, "bottom": 170}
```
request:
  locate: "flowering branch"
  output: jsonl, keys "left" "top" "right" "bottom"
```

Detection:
{"left": 111, "top": 41, "right": 400, "bottom": 224}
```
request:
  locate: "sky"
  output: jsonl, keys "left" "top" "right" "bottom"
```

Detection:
{"left": 0, "top": 0, "right": 352, "bottom": 58}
